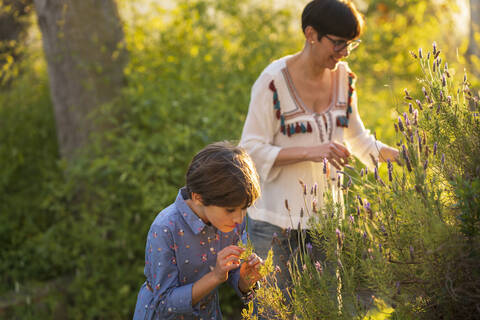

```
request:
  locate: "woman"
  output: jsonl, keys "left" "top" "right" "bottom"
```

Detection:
{"left": 239, "top": 0, "right": 398, "bottom": 296}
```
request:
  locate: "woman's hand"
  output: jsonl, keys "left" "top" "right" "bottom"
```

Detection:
{"left": 308, "top": 142, "right": 351, "bottom": 170}
{"left": 274, "top": 142, "right": 350, "bottom": 169}
{"left": 211, "top": 245, "right": 244, "bottom": 283}
{"left": 238, "top": 253, "right": 263, "bottom": 293}
{"left": 378, "top": 146, "right": 399, "bottom": 163}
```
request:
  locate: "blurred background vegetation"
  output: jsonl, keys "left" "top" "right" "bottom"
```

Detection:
{"left": 0, "top": 0, "right": 478, "bottom": 318}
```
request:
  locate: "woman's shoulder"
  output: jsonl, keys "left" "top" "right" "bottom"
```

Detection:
{"left": 262, "top": 55, "right": 290, "bottom": 74}
{"left": 336, "top": 61, "right": 357, "bottom": 78}
{"left": 335, "top": 61, "right": 354, "bottom": 75}
{"left": 252, "top": 55, "right": 291, "bottom": 88}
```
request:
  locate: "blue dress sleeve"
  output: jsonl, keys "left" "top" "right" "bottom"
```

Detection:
{"left": 145, "top": 224, "right": 197, "bottom": 316}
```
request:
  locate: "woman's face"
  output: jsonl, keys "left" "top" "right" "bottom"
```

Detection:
{"left": 320, "top": 34, "right": 351, "bottom": 69}
{"left": 307, "top": 27, "right": 352, "bottom": 70}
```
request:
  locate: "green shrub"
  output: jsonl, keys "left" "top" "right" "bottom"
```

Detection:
{"left": 2, "top": 0, "right": 476, "bottom": 318}
{"left": 248, "top": 44, "right": 480, "bottom": 320}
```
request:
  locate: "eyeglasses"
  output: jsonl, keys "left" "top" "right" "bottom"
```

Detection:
{"left": 323, "top": 35, "right": 361, "bottom": 52}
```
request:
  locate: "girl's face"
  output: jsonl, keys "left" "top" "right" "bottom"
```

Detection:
{"left": 201, "top": 205, "right": 247, "bottom": 233}
{"left": 189, "top": 193, "right": 247, "bottom": 233}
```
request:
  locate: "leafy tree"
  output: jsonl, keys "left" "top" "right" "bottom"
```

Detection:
{"left": 0, "top": 0, "right": 33, "bottom": 85}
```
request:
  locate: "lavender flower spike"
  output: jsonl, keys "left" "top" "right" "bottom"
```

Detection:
{"left": 306, "top": 242, "right": 313, "bottom": 255}
{"left": 441, "top": 153, "right": 445, "bottom": 165}
{"left": 409, "top": 103, "right": 413, "bottom": 114}
{"left": 398, "top": 117, "right": 405, "bottom": 132}
{"left": 433, "top": 142, "right": 437, "bottom": 156}
{"left": 335, "top": 228, "right": 343, "bottom": 247}
{"left": 357, "top": 195, "right": 363, "bottom": 206}
{"left": 418, "top": 48, "right": 423, "bottom": 59}
{"left": 364, "top": 201, "right": 371, "bottom": 211}
{"left": 349, "top": 215, "right": 354, "bottom": 224}
{"left": 416, "top": 99, "right": 423, "bottom": 111}
{"left": 423, "top": 159, "right": 428, "bottom": 170}
{"left": 387, "top": 159, "right": 393, "bottom": 182}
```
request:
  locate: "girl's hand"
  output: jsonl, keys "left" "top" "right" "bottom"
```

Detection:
{"left": 211, "top": 245, "right": 244, "bottom": 283}
{"left": 308, "top": 142, "right": 351, "bottom": 170}
{"left": 239, "top": 253, "right": 263, "bottom": 292}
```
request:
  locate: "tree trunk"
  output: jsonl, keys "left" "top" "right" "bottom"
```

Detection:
{"left": 467, "top": 0, "right": 480, "bottom": 78}
{"left": 33, "top": 0, "right": 127, "bottom": 160}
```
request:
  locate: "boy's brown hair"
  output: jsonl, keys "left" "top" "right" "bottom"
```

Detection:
{"left": 185, "top": 141, "right": 260, "bottom": 208}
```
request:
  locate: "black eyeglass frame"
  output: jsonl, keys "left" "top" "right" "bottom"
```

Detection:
{"left": 322, "top": 34, "right": 361, "bottom": 52}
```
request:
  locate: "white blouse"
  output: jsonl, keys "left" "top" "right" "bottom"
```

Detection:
{"left": 240, "top": 56, "right": 386, "bottom": 229}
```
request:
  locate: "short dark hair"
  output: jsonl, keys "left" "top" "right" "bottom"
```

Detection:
{"left": 185, "top": 142, "right": 260, "bottom": 208}
{"left": 301, "top": 0, "right": 365, "bottom": 40}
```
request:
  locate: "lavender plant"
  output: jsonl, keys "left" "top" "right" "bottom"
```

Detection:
{"left": 246, "top": 44, "right": 480, "bottom": 319}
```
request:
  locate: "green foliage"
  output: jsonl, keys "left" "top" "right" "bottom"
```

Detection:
{"left": 1, "top": 0, "right": 297, "bottom": 318}
{"left": 1, "top": 0, "right": 478, "bottom": 319}
{"left": 252, "top": 44, "right": 480, "bottom": 319}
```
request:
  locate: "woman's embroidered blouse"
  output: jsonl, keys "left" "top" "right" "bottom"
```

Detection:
{"left": 240, "top": 56, "right": 386, "bottom": 229}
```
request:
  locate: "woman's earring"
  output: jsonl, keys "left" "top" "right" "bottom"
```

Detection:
{"left": 311, "top": 40, "right": 315, "bottom": 44}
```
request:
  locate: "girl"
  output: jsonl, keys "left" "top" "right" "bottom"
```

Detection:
{"left": 133, "top": 142, "right": 263, "bottom": 319}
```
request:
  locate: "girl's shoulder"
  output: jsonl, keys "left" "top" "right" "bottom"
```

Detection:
{"left": 150, "top": 203, "right": 179, "bottom": 233}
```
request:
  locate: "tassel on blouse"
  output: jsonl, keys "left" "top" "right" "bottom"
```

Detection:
{"left": 336, "top": 72, "right": 356, "bottom": 128}
{"left": 269, "top": 79, "right": 312, "bottom": 137}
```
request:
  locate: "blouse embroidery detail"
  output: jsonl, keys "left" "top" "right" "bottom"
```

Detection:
{"left": 313, "top": 114, "right": 325, "bottom": 142}
{"left": 279, "top": 66, "right": 344, "bottom": 140}
{"left": 281, "top": 68, "right": 307, "bottom": 119}
{"left": 270, "top": 79, "right": 312, "bottom": 137}
{"left": 336, "top": 72, "right": 356, "bottom": 128}
{"left": 327, "top": 112, "right": 334, "bottom": 141}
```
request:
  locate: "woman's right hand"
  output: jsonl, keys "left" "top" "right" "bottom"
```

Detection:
{"left": 308, "top": 142, "right": 351, "bottom": 170}
{"left": 274, "top": 142, "right": 351, "bottom": 169}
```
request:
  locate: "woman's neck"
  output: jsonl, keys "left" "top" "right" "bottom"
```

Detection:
{"left": 288, "top": 49, "right": 329, "bottom": 81}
